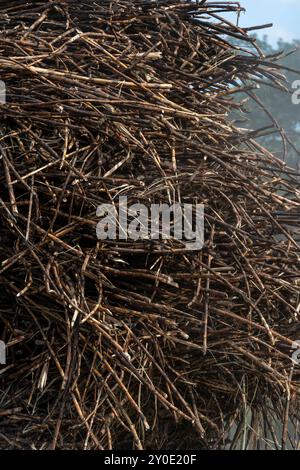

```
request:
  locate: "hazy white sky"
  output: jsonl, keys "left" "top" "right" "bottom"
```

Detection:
{"left": 227, "top": 0, "right": 300, "bottom": 45}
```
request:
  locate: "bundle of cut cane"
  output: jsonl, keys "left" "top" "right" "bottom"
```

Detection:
{"left": 0, "top": 0, "right": 299, "bottom": 449}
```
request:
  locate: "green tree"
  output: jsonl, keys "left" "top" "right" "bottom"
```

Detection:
{"left": 232, "top": 35, "right": 300, "bottom": 169}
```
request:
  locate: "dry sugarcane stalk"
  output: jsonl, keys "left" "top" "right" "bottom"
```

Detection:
{"left": 0, "top": 0, "right": 299, "bottom": 450}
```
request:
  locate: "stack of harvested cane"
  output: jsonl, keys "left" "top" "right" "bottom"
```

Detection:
{"left": 0, "top": 0, "right": 299, "bottom": 450}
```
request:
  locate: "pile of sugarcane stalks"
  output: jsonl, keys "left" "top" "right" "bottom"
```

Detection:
{"left": 0, "top": 0, "right": 300, "bottom": 450}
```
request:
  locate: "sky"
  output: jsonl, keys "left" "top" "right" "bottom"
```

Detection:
{"left": 226, "top": 0, "right": 300, "bottom": 45}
